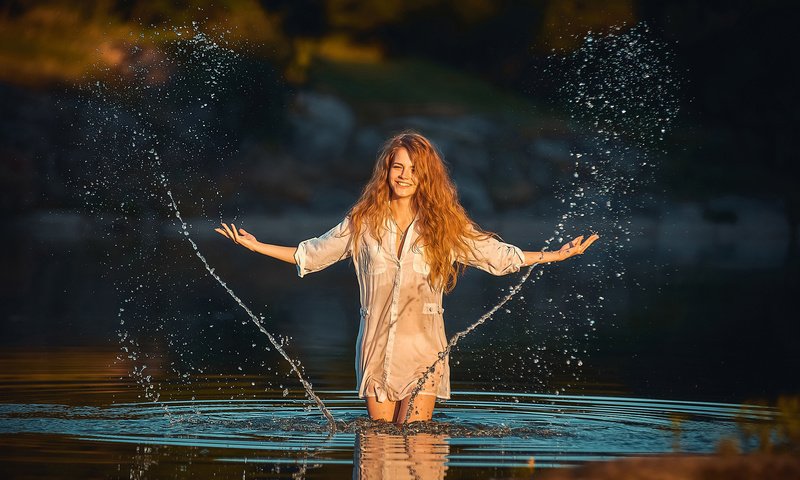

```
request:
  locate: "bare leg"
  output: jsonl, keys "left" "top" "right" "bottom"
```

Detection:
{"left": 394, "top": 394, "right": 436, "bottom": 425}
{"left": 365, "top": 397, "right": 399, "bottom": 422}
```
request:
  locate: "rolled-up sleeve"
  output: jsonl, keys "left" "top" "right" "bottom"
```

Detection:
{"left": 295, "top": 218, "right": 353, "bottom": 278}
{"left": 458, "top": 234, "right": 524, "bottom": 276}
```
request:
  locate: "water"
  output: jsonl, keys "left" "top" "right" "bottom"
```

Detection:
{"left": 0, "top": 376, "right": 774, "bottom": 478}
{"left": 405, "top": 24, "right": 682, "bottom": 419}
{"left": 69, "top": 25, "right": 341, "bottom": 422}
{"left": 404, "top": 266, "right": 539, "bottom": 422}
{"left": 9, "top": 20, "right": 792, "bottom": 479}
{"left": 3, "top": 238, "right": 797, "bottom": 477}
{"left": 165, "top": 191, "right": 336, "bottom": 428}
{"left": 100, "top": 23, "right": 664, "bottom": 424}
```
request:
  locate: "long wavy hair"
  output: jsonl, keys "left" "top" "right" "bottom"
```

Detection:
{"left": 348, "top": 131, "right": 494, "bottom": 292}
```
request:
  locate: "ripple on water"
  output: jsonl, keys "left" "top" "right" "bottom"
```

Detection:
{"left": 0, "top": 391, "right": 773, "bottom": 470}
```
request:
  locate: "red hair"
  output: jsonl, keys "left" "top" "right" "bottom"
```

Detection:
{"left": 348, "top": 131, "right": 494, "bottom": 292}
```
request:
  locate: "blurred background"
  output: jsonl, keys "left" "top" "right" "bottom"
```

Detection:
{"left": 1, "top": 0, "right": 798, "bottom": 408}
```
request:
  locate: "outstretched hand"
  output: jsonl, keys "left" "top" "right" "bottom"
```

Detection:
{"left": 557, "top": 233, "right": 600, "bottom": 260}
{"left": 214, "top": 223, "right": 260, "bottom": 252}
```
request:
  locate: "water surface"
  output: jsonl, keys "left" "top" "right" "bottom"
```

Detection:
{"left": 0, "top": 348, "right": 776, "bottom": 479}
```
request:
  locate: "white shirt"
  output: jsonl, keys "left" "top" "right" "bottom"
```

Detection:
{"left": 295, "top": 217, "right": 524, "bottom": 401}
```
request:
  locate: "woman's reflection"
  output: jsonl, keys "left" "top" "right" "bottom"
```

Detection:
{"left": 353, "top": 429, "right": 449, "bottom": 480}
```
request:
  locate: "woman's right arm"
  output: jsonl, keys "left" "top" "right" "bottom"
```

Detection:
{"left": 215, "top": 223, "right": 297, "bottom": 264}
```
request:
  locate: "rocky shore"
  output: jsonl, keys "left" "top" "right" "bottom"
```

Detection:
{"left": 534, "top": 452, "right": 800, "bottom": 480}
{"left": 3, "top": 83, "right": 797, "bottom": 270}
{"left": 18, "top": 195, "right": 796, "bottom": 269}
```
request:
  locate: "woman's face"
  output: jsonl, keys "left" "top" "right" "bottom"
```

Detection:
{"left": 388, "top": 148, "right": 418, "bottom": 200}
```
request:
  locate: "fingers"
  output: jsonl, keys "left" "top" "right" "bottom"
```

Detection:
{"left": 221, "top": 223, "right": 232, "bottom": 239}
{"left": 582, "top": 233, "right": 600, "bottom": 250}
{"left": 220, "top": 223, "right": 238, "bottom": 244}
{"left": 561, "top": 233, "right": 600, "bottom": 256}
{"left": 231, "top": 223, "right": 241, "bottom": 243}
{"left": 575, "top": 233, "right": 599, "bottom": 254}
{"left": 217, "top": 222, "right": 256, "bottom": 249}
{"left": 560, "top": 236, "right": 582, "bottom": 253}
{"left": 216, "top": 224, "right": 233, "bottom": 240}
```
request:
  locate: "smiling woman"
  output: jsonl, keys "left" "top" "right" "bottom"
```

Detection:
{"left": 215, "top": 131, "right": 598, "bottom": 425}
{"left": 388, "top": 148, "right": 417, "bottom": 199}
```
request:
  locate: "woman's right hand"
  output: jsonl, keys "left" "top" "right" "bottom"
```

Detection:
{"left": 215, "top": 223, "right": 260, "bottom": 252}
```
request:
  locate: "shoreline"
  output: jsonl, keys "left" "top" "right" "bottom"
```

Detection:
{"left": 17, "top": 200, "right": 797, "bottom": 269}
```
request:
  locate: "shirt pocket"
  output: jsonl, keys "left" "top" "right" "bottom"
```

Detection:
{"left": 422, "top": 303, "right": 444, "bottom": 315}
{"left": 412, "top": 245, "right": 431, "bottom": 276}
{"left": 362, "top": 244, "right": 387, "bottom": 275}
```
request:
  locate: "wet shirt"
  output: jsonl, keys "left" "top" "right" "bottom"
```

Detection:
{"left": 295, "top": 217, "right": 524, "bottom": 401}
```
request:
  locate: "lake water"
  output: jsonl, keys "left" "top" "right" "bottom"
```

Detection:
{"left": 1, "top": 231, "right": 797, "bottom": 478}
{"left": 0, "top": 386, "right": 771, "bottom": 479}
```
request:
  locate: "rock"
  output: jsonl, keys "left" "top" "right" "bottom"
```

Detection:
{"left": 382, "top": 114, "right": 496, "bottom": 174}
{"left": 348, "top": 127, "right": 385, "bottom": 176}
{"left": 452, "top": 171, "right": 494, "bottom": 214}
{"left": 246, "top": 150, "right": 312, "bottom": 208}
{"left": 529, "top": 137, "right": 573, "bottom": 164}
{"left": 705, "top": 195, "right": 785, "bottom": 226}
{"left": 289, "top": 92, "right": 355, "bottom": 165}
{"left": 20, "top": 210, "right": 93, "bottom": 242}
{"left": 488, "top": 156, "right": 535, "bottom": 209}
{"left": 0, "top": 148, "right": 38, "bottom": 212}
{"left": 385, "top": 114, "right": 496, "bottom": 144}
{"left": 447, "top": 141, "right": 491, "bottom": 176}
{"left": 352, "top": 127, "right": 384, "bottom": 158}
{"left": 526, "top": 153, "right": 556, "bottom": 192}
{"left": 536, "top": 452, "right": 800, "bottom": 480}
{"left": 308, "top": 186, "right": 359, "bottom": 213}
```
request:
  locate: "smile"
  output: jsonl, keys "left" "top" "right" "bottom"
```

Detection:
{"left": 396, "top": 182, "right": 413, "bottom": 187}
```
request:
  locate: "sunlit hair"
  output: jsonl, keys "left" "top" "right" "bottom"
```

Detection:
{"left": 348, "top": 131, "right": 494, "bottom": 292}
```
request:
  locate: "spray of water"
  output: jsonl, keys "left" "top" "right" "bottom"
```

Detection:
{"left": 74, "top": 25, "right": 335, "bottom": 429}
{"left": 74, "top": 20, "right": 678, "bottom": 431}
{"left": 403, "top": 23, "right": 680, "bottom": 423}
{"left": 403, "top": 266, "right": 539, "bottom": 422}
{"left": 165, "top": 189, "right": 336, "bottom": 428}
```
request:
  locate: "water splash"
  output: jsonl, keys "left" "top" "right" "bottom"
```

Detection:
{"left": 165, "top": 190, "right": 336, "bottom": 428}
{"left": 404, "top": 24, "right": 680, "bottom": 423}
{"left": 74, "top": 25, "right": 334, "bottom": 429}
{"left": 0, "top": 392, "right": 774, "bottom": 474}
{"left": 404, "top": 266, "right": 540, "bottom": 422}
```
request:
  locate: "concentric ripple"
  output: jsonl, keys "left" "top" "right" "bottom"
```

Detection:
{"left": 0, "top": 392, "right": 772, "bottom": 470}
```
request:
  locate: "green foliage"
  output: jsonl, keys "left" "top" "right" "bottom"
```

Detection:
{"left": 309, "top": 57, "right": 546, "bottom": 122}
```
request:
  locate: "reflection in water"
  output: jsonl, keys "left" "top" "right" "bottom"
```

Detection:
{"left": 0, "top": 383, "right": 778, "bottom": 479}
{"left": 131, "top": 444, "right": 159, "bottom": 480}
{"left": 354, "top": 430, "right": 449, "bottom": 480}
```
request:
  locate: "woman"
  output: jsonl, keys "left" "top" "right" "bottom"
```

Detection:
{"left": 216, "top": 132, "right": 598, "bottom": 424}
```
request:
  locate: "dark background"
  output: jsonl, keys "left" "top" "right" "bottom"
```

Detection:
{"left": 1, "top": 0, "right": 798, "bottom": 406}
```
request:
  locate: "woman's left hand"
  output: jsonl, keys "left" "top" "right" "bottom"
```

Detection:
{"left": 557, "top": 234, "right": 600, "bottom": 260}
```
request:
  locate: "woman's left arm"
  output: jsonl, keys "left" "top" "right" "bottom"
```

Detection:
{"left": 522, "top": 234, "right": 600, "bottom": 266}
